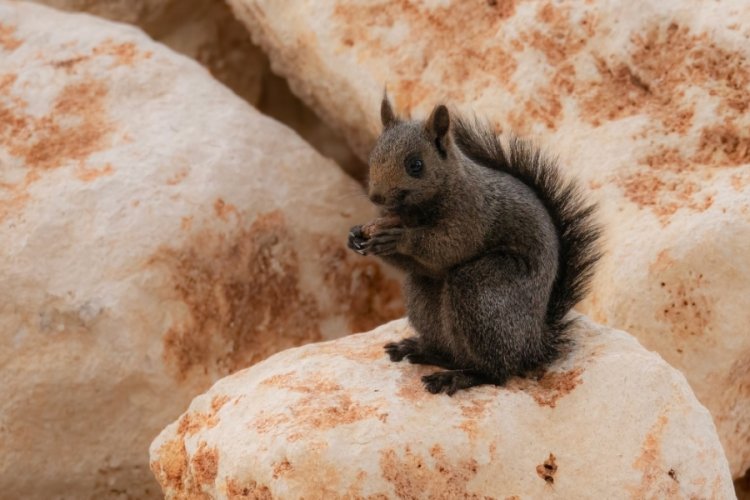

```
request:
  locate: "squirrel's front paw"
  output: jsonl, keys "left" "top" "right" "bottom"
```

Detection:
{"left": 384, "top": 337, "right": 420, "bottom": 362}
{"left": 362, "top": 227, "right": 403, "bottom": 256}
{"left": 347, "top": 225, "right": 368, "bottom": 255}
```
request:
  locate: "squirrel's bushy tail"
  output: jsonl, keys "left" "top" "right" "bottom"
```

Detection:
{"left": 453, "top": 116, "right": 602, "bottom": 346}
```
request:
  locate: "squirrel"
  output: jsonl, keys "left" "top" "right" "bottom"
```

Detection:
{"left": 347, "top": 94, "right": 601, "bottom": 395}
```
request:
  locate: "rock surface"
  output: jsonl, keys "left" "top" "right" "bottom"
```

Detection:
{"left": 228, "top": 0, "right": 750, "bottom": 475}
{"left": 0, "top": 3, "right": 402, "bottom": 498}
{"left": 32, "top": 0, "right": 266, "bottom": 104}
{"left": 30, "top": 0, "right": 366, "bottom": 180}
{"left": 150, "top": 317, "right": 735, "bottom": 499}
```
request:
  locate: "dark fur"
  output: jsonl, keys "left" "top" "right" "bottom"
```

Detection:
{"left": 348, "top": 97, "right": 601, "bottom": 395}
{"left": 452, "top": 116, "right": 603, "bottom": 353}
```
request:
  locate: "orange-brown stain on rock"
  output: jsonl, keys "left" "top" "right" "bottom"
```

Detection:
{"left": 507, "top": 367, "right": 584, "bottom": 408}
{"left": 629, "top": 414, "right": 679, "bottom": 499}
{"left": 51, "top": 55, "right": 91, "bottom": 72}
{"left": 0, "top": 73, "right": 17, "bottom": 93}
{"left": 178, "top": 395, "right": 230, "bottom": 437}
{"left": 180, "top": 216, "right": 193, "bottom": 231}
{"left": 509, "top": 3, "right": 597, "bottom": 132}
{"left": 214, "top": 198, "right": 239, "bottom": 221}
{"left": 151, "top": 438, "right": 189, "bottom": 492}
{"left": 536, "top": 453, "right": 557, "bottom": 484}
{"left": 225, "top": 478, "right": 272, "bottom": 500}
{"left": 261, "top": 371, "right": 343, "bottom": 394}
{"left": 693, "top": 122, "right": 750, "bottom": 167}
{"left": 319, "top": 236, "right": 404, "bottom": 334}
{"left": 31, "top": 81, "right": 112, "bottom": 168}
{"left": 249, "top": 411, "right": 291, "bottom": 435}
{"left": 525, "top": 3, "right": 596, "bottom": 65}
{"left": 0, "top": 23, "right": 22, "bottom": 51}
{"left": 93, "top": 39, "right": 152, "bottom": 67}
{"left": 153, "top": 210, "right": 322, "bottom": 380}
{"left": 730, "top": 172, "right": 749, "bottom": 192}
{"left": 617, "top": 146, "right": 719, "bottom": 223}
{"left": 289, "top": 392, "right": 383, "bottom": 433}
{"left": 0, "top": 170, "right": 37, "bottom": 222}
{"left": 253, "top": 370, "right": 386, "bottom": 439}
{"left": 650, "top": 250, "right": 713, "bottom": 338}
{"left": 212, "top": 395, "right": 231, "bottom": 411}
{"left": 333, "top": 1, "right": 519, "bottom": 112}
{"left": 721, "top": 347, "right": 750, "bottom": 459}
{"left": 0, "top": 77, "right": 112, "bottom": 157}
{"left": 339, "top": 470, "right": 390, "bottom": 499}
{"left": 166, "top": 167, "right": 190, "bottom": 186}
{"left": 582, "top": 22, "right": 750, "bottom": 135}
{"left": 513, "top": 16, "right": 748, "bottom": 222}
{"left": 617, "top": 169, "right": 713, "bottom": 223}
{"left": 380, "top": 445, "right": 481, "bottom": 499}
{"left": 151, "top": 397, "right": 230, "bottom": 494}
{"left": 74, "top": 163, "right": 115, "bottom": 182}
{"left": 458, "top": 398, "right": 494, "bottom": 439}
{"left": 269, "top": 448, "right": 351, "bottom": 497}
{"left": 514, "top": 15, "right": 750, "bottom": 148}
{"left": 0, "top": 78, "right": 114, "bottom": 219}
{"left": 191, "top": 441, "right": 219, "bottom": 486}
{"left": 272, "top": 458, "right": 293, "bottom": 479}
{"left": 729, "top": 349, "right": 750, "bottom": 399}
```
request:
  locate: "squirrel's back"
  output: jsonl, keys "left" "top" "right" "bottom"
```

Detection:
{"left": 453, "top": 117, "right": 602, "bottom": 346}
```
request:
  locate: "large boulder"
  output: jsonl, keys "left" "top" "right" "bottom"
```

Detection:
{"left": 29, "top": 0, "right": 266, "bottom": 104}
{"left": 28, "top": 0, "right": 366, "bottom": 180}
{"left": 227, "top": 0, "right": 750, "bottom": 476}
{"left": 0, "top": 2, "right": 402, "bottom": 498}
{"left": 150, "top": 317, "right": 735, "bottom": 499}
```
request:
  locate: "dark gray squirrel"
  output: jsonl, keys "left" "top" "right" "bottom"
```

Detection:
{"left": 347, "top": 94, "right": 602, "bottom": 395}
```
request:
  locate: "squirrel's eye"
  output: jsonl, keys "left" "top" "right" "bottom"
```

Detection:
{"left": 405, "top": 155, "right": 424, "bottom": 178}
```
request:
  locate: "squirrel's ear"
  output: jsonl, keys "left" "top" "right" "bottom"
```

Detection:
{"left": 381, "top": 92, "right": 397, "bottom": 129}
{"left": 426, "top": 104, "right": 450, "bottom": 157}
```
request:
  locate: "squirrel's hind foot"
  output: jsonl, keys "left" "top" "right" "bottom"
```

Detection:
{"left": 422, "top": 370, "right": 487, "bottom": 396}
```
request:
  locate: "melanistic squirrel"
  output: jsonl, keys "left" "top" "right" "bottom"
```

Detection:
{"left": 348, "top": 95, "right": 601, "bottom": 395}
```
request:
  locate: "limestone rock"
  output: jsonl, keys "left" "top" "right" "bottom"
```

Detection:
{"left": 29, "top": 0, "right": 367, "bottom": 180}
{"left": 0, "top": 3, "right": 402, "bottom": 498}
{"left": 30, "top": 0, "right": 266, "bottom": 104}
{"left": 150, "top": 317, "right": 734, "bottom": 499}
{"left": 227, "top": 0, "right": 750, "bottom": 475}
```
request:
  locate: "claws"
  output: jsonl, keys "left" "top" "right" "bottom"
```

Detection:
{"left": 347, "top": 225, "right": 368, "bottom": 255}
{"left": 347, "top": 225, "right": 404, "bottom": 256}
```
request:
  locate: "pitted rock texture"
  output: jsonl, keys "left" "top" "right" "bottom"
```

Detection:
{"left": 0, "top": 3, "right": 402, "bottom": 498}
{"left": 227, "top": 0, "right": 750, "bottom": 476}
{"left": 150, "top": 317, "right": 734, "bottom": 499}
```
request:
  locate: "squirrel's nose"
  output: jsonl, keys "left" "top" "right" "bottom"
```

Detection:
{"left": 369, "top": 193, "right": 385, "bottom": 205}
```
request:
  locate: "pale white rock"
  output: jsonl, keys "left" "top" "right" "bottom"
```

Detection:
{"left": 150, "top": 317, "right": 735, "bottom": 499}
{"left": 29, "top": 0, "right": 367, "bottom": 179}
{"left": 227, "top": 0, "right": 750, "bottom": 476}
{"left": 29, "top": 0, "right": 267, "bottom": 104}
{"left": 0, "top": 3, "right": 402, "bottom": 498}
